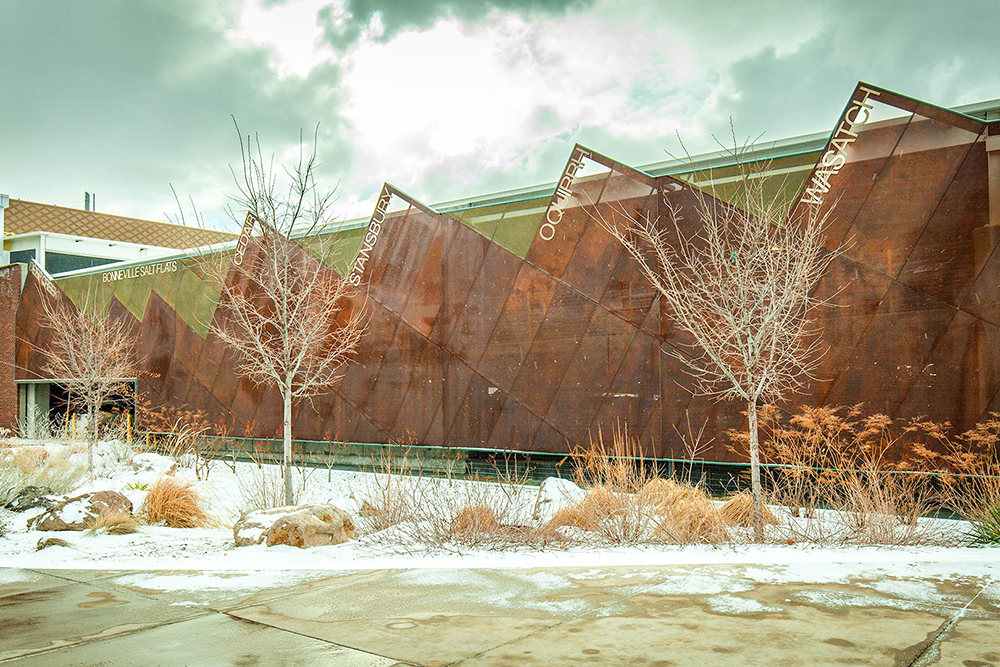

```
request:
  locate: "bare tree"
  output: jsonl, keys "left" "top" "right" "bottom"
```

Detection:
{"left": 40, "top": 295, "right": 138, "bottom": 474}
{"left": 208, "top": 123, "right": 366, "bottom": 506}
{"left": 594, "top": 138, "right": 837, "bottom": 540}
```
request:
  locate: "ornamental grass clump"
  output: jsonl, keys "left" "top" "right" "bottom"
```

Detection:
{"left": 86, "top": 511, "right": 140, "bottom": 535}
{"left": 140, "top": 476, "right": 209, "bottom": 528}
{"left": 555, "top": 424, "right": 729, "bottom": 546}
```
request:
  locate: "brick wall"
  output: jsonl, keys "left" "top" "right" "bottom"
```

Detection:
{"left": 0, "top": 264, "right": 22, "bottom": 433}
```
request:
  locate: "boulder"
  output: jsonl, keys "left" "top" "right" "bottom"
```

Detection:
{"left": 233, "top": 504, "right": 356, "bottom": 548}
{"left": 233, "top": 506, "right": 297, "bottom": 547}
{"left": 531, "top": 477, "right": 587, "bottom": 523}
{"left": 5, "top": 486, "right": 56, "bottom": 513}
{"left": 266, "top": 505, "right": 356, "bottom": 548}
{"left": 29, "top": 491, "right": 133, "bottom": 531}
{"left": 130, "top": 452, "right": 176, "bottom": 477}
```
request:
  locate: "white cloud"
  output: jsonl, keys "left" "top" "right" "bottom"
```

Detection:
{"left": 228, "top": 0, "right": 341, "bottom": 78}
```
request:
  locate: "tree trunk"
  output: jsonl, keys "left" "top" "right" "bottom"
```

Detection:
{"left": 748, "top": 399, "right": 764, "bottom": 542}
{"left": 283, "top": 391, "right": 293, "bottom": 506}
{"left": 88, "top": 397, "right": 98, "bottom": 475}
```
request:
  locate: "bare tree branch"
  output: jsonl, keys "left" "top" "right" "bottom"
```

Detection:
{"left": 203, "top": 123, "right": 365, "bottom": 505}
{"left": 40, "top": 291, "right": 138, "bottom": 474}
{"left": 593, "top": 133, "right": 841, "bottom": 540}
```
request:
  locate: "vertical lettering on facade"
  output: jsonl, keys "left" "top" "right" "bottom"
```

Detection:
{"left": 349, "top": 186, "right": 392, "bottom": 286}
{"left": 539, "top": 146, "right": 591, "bottom": 241}
{"left": 233, "top": 212, "right": 258, "bottom": 267}
{"left": 29, "top": 261, "right": 59, "bottom": 298}
{"left": 800, "top": 85, "right": 882, "bottom": 207}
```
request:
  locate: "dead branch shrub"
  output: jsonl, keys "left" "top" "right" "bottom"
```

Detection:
{"left": 557, "top": 424, "right": 729, "bottom": 546}
{"left": 721, "top": 492, "right": 778, "bottom": 527}
{"left": 359, "top": 449, "right": 561, "bottom": 551}
{"left": 86, "top": 511, "right": 139, "bottom": 535}
{"left": 140, "top": 477, "right": 209, "bottom": 528}
{"left": 449, "top": 505, "right": 501, "bottom": 535}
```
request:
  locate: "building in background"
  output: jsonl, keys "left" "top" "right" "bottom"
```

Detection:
{"left": 5, "top": 82, "right": 1000, "bottom": 465}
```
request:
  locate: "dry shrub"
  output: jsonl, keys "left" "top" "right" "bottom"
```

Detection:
{"left": 654, "top": 494, "right": 729, "bottom": 544}
{"left": 0, "top": 447, "right": 84, "bottom": 506}
{"left": 87, "top": 511, "right": 139, "bottom": 535}
{"left": 359, "top": 449, "right": 558, "bottom": 551}
{"left": 449, "top": 505, "right": 501, "bottom": 535}
{"left": 721, "top": 492, "right": 778, "bottom": 527}
{"left": 546, "top": 507, "right": 597, "bottom": 532}
{"left": 140, "top": 477, "right": 209, "bottom": 528}
{"left": 557, "top": 425, "right": 729, "bottom": 546}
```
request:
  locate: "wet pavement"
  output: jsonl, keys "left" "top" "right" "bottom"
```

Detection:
{"left": 0, "top": 562, "right": 997, "bottom": 666}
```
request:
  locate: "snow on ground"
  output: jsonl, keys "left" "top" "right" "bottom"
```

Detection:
{"left": 2, "top": 438, "right": 1000, "bottom": 584}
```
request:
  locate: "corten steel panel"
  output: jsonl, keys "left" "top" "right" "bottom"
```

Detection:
{"left": 657, "top": 346, "right": 699, "bottom": 459}
{"left": 392, "top": 340, "right": 447, "bottom": 444}
{"left": 896, "top": 310, "right": 1000, "bottom": 427}
{"left": 446, "top": 242, "right": 522, "bottom": 368}
{"left": 0, "top": 265, "right": 22, "bottom": 431}
{"left": 599, "top": 248, "right": 659, "bottom": 327}
{"left": 530, "top": 419, "right": 574, "bottom": 454}
{"left": 184, "top": 380, "right": 227, "bottom": 429}
{"left": 475, "top": 261, "right": 558, "bottom": 393}
{"left": 487, "top": 394, "right": 542, "bottom": 451}
{"left": 362, "top": 207, "right": 424, "bottom": 316}
{"left": 439, "top": 354, "right": 477, "bottom": 440}
{"left": 805, "top": 117, "right": 911, "bottom": 251}
{"left": 173, "top": 316, "right": 206, "bottom": 379}
{"left": 428, "top": 222, "right": 491, "bottom": 347}
{"left": 824, "top": 280, "right": 958, "bottom": 416}
{"left": 897, "top": 142, "right": 990, "bottom": 306}
{"left": 560, "top": 211, "right": 626, "bottom": 303}
{"left": 136, "top": 291, "right": 177, "bottom": 397}
{"left": 588, "top": 330, "right": 660, "bottom": 456}
{"left": 231, "top": 376, "right": 267, "bottom": 434}
{"left": 207, "top": 343, "right": 242, "bottom": 416}
{"left": 443, "top": 369, "right": 507, "bottom": 448}
{"left": 293, "top": 389, "right": 340, "bottom": 440}
{"left": 335, "top": 302, "right": 400, "bottom": 410}
{"left": 799, "top": 254, "right": 893, "bottom": 405}
{"left": 400, "top": 212, "right": 457, "bottom": 337}
{"left": 963, "top": 238, "right": 1000, "bottom": 327}
{"left": 525, "top": 172, "right": 608, "bottom": 278}
{"left": 361, "top": 320, "right": 426, "bottom": 434}
{"left": 544, "top": 304, "right": 638, "bottom": 445}
{"left": 673, "top": 393, "right": 747, "bottom": 463}
{"left": 843, "top": 116, "right": 978, "bottom": 278}
{"left": 373, "top": 207, "right": 442, "bottom": 318}
{"left": 510, "top": 281, "right": 598, "bottom": 418}
{"left": 193, "top": 331, "right": 230, "bottom": 399}
{"left": 250, "top": 384, "right": 285, "bottom": 437}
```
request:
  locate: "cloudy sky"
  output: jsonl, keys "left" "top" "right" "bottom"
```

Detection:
{"left": 2, "top": 0, "right": 999, "bottom": 231}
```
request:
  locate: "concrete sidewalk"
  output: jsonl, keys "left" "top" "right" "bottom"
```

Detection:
{"left": 0, "top": 563, "right": 996, "bottom": 666}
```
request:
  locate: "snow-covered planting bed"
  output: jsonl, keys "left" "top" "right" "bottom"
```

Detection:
{"left": 1, "top": 438, "right": 997, "bottom": 571}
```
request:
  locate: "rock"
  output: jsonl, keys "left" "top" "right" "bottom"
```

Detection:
{"left": 234, "top": 504, "right": 356, "bottom": 548}
{"left": 531, "top": 477, "right": 587, "bottom": 523}
{"left": 29, "top": 490, "right": 133, "bottom": 531}
{"left": 36, "top": 537, "right": 73, "bottom": 550}
{"left": 5, "top": 486, "right": 56, "bottom": 513}
{"left": 130, "top": 452, "right": 176, "bottom": 477}
{"left": 265, "top": 505, "right": 356, "bottom": 549}
{"left": 233, "top": 506, "right": 295, "bottom": 547}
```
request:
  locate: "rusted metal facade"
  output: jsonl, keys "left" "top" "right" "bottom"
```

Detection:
{"left": 10, "top": 83, "right": 1000, "bottom": 461}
